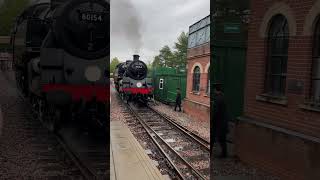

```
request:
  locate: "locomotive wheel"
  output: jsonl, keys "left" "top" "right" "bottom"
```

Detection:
{"left": 45, "top": 105, "right": 61, "bottom": 133}
{"left": 38, "top": 99, "right": 44, "bottom": 122}
{"left": 30, "top": 95, "right": 38, "bottom": 119}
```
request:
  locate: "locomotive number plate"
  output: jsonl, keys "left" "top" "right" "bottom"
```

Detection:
{"left": 80, "top": 12, "right": 104, "bottom": 22}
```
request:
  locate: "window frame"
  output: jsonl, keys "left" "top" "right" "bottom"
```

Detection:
{"left": 192, "top": 66, "right": 201, "bottom": 92}
{"left": 311, "top": 17, "right": 320, "bottom": 103}
{"left": 207, "top": 67, "right": 210, "bottom": 95}
{"left": 265, "top": 14, "right": 289, "bottom": 97}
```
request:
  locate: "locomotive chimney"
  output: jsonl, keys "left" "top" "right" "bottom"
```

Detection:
{"left": 133, "top": 54, "right": 140, "bottom": 61}
{"left": 50, "top": 0, "right": 65, "bottom": 9}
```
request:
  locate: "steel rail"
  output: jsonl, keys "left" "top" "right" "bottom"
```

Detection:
{"left": 1, "top": 71, "right": 98, "bottom": 180}
{"left": 148, "top": 105, "right": 210, "bottom": 150}
{"left": 127, "top": 103, "right": 207, "bottom": 180}
{"left": 30, "top": 100, "right": 98, "bottom": 180}
{"left": 124, "top": 104, "right": 186, "bottom": 180}
{"left": 55, "top": 134, "right": 97, "bottom": 180}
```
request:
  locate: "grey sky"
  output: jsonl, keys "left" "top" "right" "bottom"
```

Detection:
{"left": 110, "top": 0, "right": 210, "bottom": 64}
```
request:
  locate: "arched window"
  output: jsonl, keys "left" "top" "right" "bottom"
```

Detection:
{"left": 312, "top": 17, "right": 320, "bottom": 102}
{"left": 207, "top": 66, "right": 210, "bottom": 95}
{"left": 266, "top": 14, "right": 289, "bottom": 96}
{"left": 193, "top": 66, "right": 201, "bottom": 92}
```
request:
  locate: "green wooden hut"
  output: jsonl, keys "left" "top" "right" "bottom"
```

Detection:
{"left": 152, "top": 67, "right": 186, "bottom": 105}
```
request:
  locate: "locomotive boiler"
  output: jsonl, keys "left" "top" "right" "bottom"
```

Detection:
{"left": 11, "top": 0, "right": 110, "bottom": 131}
{"left": 114, "top": 55, "right": 153, "bottom": 103}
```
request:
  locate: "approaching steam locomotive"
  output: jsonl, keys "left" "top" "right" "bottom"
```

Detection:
{"left": 11, "top": 0, "right": 110, "bottom": 131}
{"left": 114, "top": 55, "right": 153, "bottom": 103}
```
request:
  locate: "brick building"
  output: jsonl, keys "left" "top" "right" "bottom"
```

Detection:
{"left": 183, "top": 15, "right": 210, "bottom": 122}
{"left": 236, "top": 1, "right": 320, "bottom": 179}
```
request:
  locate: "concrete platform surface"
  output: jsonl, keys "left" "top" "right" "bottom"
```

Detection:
{"left": 110, "top": 120, "right": 164, "bottom": 180}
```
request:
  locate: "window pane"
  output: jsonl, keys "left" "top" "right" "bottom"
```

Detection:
{"left": 193, "top": 66, "right": 201, "bottom": 92}
{"left": 281, "top": 58, "right": 287, "bottom": 74}
{"left": 271, "top": 76, "right": 281, "bottom": 96}
{"left": 270, "top": 58, "right": 282, "bottom": 74}
{"left": 270, "top": 38, "right": 289, "bottom": 55}
{"left": 280, "top": 76, "right": 286, "bottom": 95}
{"left": 314, "top": 19, "right": 320, "bottom": 57}
{"left": 313, "top": 58, "right": 320, "bottom": 100}
{"left": 312, "top": 18, "right": 320, "bottom": 100}
{"left": 313, "top": 80, "right": 320, "bottom": 101}
{"left": 194, "top": 67, "right": 200, "bottom": 73}
{"left": 313, "top": 58, "right": 320, "bottom": 79}
{"left": 266, "top": 14, "right": 289, "bottom": 96}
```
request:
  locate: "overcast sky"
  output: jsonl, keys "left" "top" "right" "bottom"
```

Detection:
{"left": 110, "top": 0, "right": 210, "bottom": 64}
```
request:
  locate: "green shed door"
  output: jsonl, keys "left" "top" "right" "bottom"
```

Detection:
{"left": 214, "top": 47, "right": 246, "bottom": 122}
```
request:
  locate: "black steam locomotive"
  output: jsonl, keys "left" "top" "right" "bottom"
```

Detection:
{"left": 114, "top": 55, "right": 153, "bottom": 103}
{"left": 11, "top": 0, "right": 110, "bottom": 131}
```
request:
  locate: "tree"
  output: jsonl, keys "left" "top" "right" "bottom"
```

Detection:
{"left": 152, "top": 55, "right": 163, "bottom": 68}
{"left": 146, "top": 60, "right": 153, "bottom": 70}
{"left": 0, "top": 0, "right": 30, "bottom": 36}
{"left": 173, "top": 31, "right": 188, "bottom": 67}
{"left": 151, "top": 31, "right": 188, "bottom": 69}
{"left": 110, "top": 57, "right": 120, "bottom": 73}
{"left": 159, "top": 45, "right": 174, "bottom": 67}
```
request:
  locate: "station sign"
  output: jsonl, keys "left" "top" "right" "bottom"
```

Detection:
{"left": 224, "top": 23, "right": 241, "bottom": 33}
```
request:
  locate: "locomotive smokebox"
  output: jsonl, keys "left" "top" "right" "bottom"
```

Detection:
{"left": 133, "top": 54, "right": 140, "bottom": 61}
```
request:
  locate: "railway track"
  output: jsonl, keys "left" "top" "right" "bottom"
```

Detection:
{"left": 148, "top": 106, "right": 210, "bottom": 149}
{"left": 124, "top": 101, "right": 210, "bottom": 180}
{"left": 1, "top": 71, "right": 108, "bottom": 179}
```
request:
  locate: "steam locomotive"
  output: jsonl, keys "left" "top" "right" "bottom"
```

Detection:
{"left": 11, "top": 0, "right": 110, "bottom": 131}
{"left": 114, "top": 55, "right": 153, "bottom": 103}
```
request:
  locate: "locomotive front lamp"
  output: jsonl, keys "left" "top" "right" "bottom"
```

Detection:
{"left": 136, "top": 82, "right": 142, "bottom": 88}
{"left": 85, "top": 66, "right": 101, "bottom": 82}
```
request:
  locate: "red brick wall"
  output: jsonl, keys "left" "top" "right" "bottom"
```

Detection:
{"left": 244, "top": 0, "right": 320, "bottom": 139}
{"left": 183, "top": 43, "right": 210, "bottom": 122}
{"left": 183, "top": 99, "right": 210, "bottom": 122}
{"left": 235, "top": 121, "right": 320, "bottom": 180}
{"left": 185, "top": 43, "right": 210, "bottom": 106}
{"left": 187, "top": 43, "right": 210, "bottom": 59}
{"left": 236, "top": 0, "right": 320, "bottom": 179}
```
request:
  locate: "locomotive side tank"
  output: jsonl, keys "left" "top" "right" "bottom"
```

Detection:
{"left": 11, "top": 0, "right": 110, "bottom": 131}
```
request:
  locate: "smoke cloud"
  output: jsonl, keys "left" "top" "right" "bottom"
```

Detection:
{"left": 111, "top": 0, "right": 143, "bottom": 54}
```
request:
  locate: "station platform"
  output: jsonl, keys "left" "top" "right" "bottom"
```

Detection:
{"left": 110, "top": 120, "right": 165, "bottom": 180}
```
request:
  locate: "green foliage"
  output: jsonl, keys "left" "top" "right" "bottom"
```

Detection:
{"left": 152, "top": 31, "right": 188, "bottom": 68}
{"left": 152, "top": 55, "right": 163, "bottom": 68}
{"left": 110, "top": 57, "right": 121, "bottom": 73}
{"left": 173, "top": 31, "right": 188, "bottom": 68}
{"left": 0, "top": 0, "right": 30, "bottom": 36}
{"left": 146, "top": 60, "right": 153, "bottom": 71}
{"left": 160, "top": 45, "right": 174, "bottom": 67}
